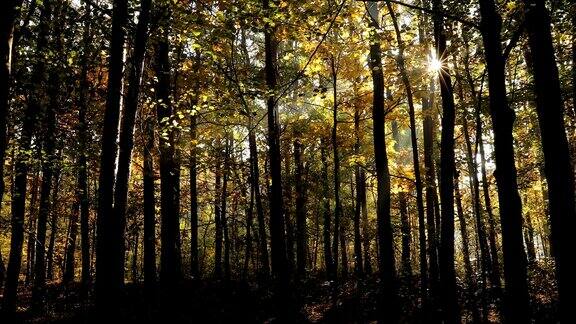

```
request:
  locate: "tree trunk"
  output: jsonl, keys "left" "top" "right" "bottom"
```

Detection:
{"left": 2, "top": 0, "right": 51, "bottom": 313}
{"left": 214, "top": 154, "right": 223, "bottom": 279}
{"left": 190, "top": 113, "right": 199, "bottom": 279}
{"left": 64, "top": 200, "right": 80, "bottom": 285}
{"left": 77, "top": 0, "right": 92, "bottom": 293}
{"left": 423, "top": 75, "right": 440, "bottom": 306}
{"left": 360, "top": 169, "right": 372, "bottom": 274}
{"left": 399, "top": 191, "right": 411, "bottom": 277}
{"left": 523, "top": 0, "right": 576, "bottom": 318}
{"left": 221, "top": 135, "right": 231, "bottom": 281}
{"left": 294, "top": 137, "right": 307, "bottom": 279}
{"left": 284, "top": 152, "right": 295, "bottom": 274}
{"left": 95, "top": 0, "right": 129, "bottom": 311}
{"left": 263, "top": 0, "right": 288, "bottom": 286}
{"left": 478, "top": 0, "right": 530, "bottom": 321}
{"left": 353, "top": 105, "right": 364, "bottom": 276}
{"left": 432, "top": 0, "right": 459, "bottom": 321}
{"left": 33, "top": 2, "right": 65, "bottom": 306}
{"left": 455, "top": 172, "right": 481, "bottom": 323}
{"left": 132, "top": 227, "right": 139, "bottom": 282}
{"left": 320, "top": 140, "right": 335, "bottom": 279}
{"left": 454, "top": 173, "right": 473, "bottom": 283}
{"left": 330, "top": 57, "right": 342, "bottom": 278}
{"left": 248, "top": 127, "right": 270, "bottom": 277}
{"left": 523, "top": 209, "right": 536, "bottom": 264}
{"left": 454, "top": 61, "right": 493, "bottom": 294}
{"left": 143, "top": 116, "right": 157, "bottom": 294}
{"left": 112, "top": 0, "right": 152, "bottom": 283}
{"left": 0, "top": 2, "right": 24, "bottom": 258}
{"left": 46, "top": 164, "right": 61, "bottom": 281}
{"left": 26, "top": 174, "right": 40, "bottom": 285}
{"left": 154, "top": 5, "right": 181, "bottom": 285}
{"left": 386, "top": 1, "right": 426, "bottom": 292}
{"left": 366, "top": 2, "right": 397, "bottom": 319}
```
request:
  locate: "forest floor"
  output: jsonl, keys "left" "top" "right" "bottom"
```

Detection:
{"left": 6, "top": 264, "right": 558, "bottom": 323}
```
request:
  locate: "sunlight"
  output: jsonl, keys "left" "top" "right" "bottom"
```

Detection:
{"left": 428, "top": 49, "right": 443, "bottom": 73}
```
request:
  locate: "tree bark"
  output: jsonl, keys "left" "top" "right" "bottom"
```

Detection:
{"left": 320, "top": 140, "right": 335, "bottom": 279}
{"left": 248, "top": 127, "right": 270, "bottom": 277}
{"left": 353, "top": 105, "right": 364, "bottom": 276}
{"left": 78, "top": 0, "right": 92, "bottom": 292}
{"left": 263, "top": 0, "right": 288, "bottom": 286}
{"left": 95, "top": 0, "right": 129, "bottom": 311}
{"left": 190, "top": 113, "right": 199, "bottom": 279}
{"left": 432, "top": 0, "right": 459, "bottom": 321}
{"left": 330, "top": 57, "right": 342, "bottom": 278}
{"left": 523, "top": 0, "right": 576, "bottom": 318}
{"left": 214, "top": 156, "right": 223, "bottom": 278}
{"left": 386, "top": 1, "right": 426, "bottom": 290}
{"left": 143, "top": 116, "right": 157, "bottom": 294}
{"left": 2, "top": 0, "right": 50, "bottom": 313}
{"left": 478, "top": 0, "right": 530, "bottom": 321}
{"left": 112, "top": 0, "right": 152, "bottom": 283}
{"left": 0, "top": 1, "right": 24, "bottom": 251}
{"left": 221, "top": 134, "right": 231, "bottom": 281}
{"left": 46, "top": 164, "right": 61, "bottom": 281}
{"left": 366, "top": 2, "right": 397, "bottom": 320}
{"left": 154, "top": 5, "right": 181, "bottom": 285}
{"left": 294, "top": 137, "right": 307, "bottom": 279}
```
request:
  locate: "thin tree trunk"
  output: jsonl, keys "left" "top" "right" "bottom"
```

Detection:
{"left": 455, "top": 172, "right": 481, "bottom": 323}
{"left": 353, "top": 104, "right": 363, "bottom": 276}
{"left": 399, "top": 191, "right": 411, "bottom": 277}
{"left": 46, "top": 164, "right": 61, "bottom": 281}
{"left": 360, "top": 169, "right": 372, "bottom": 274}
{"left": 64, "top": 200, "right": 80, "bottom": 285}
{"left": 366, "top": 2, "right": 397, "bottom": 320}
{"left": 143, "top": 116, "right": 157, "bottom": 294}
{"left": 190, "top": 113, "right": 199, "bottom": 279}
{"left": 432, "top": 0, "right": 459, "bottom": 321}
{"left": 132, "top": 226, "right": 139, "bottom": 282}
{"left": 26, "top": 173, "right": 40, "bottom": 285}
{"left": 330, "top": 57, "right": 341, "bottom": 278}
{"left": 33, "top": 2, "right": 64, "bottom": 307}
{"left": 77, "top": 0, "right": 92, "bottom": 292}
{"left": 386, "top": 1, "right": 426, "bottom": 292}
{"left": 284, "top": 152, "right": 295, "bottom": 274}
{"left": 248, "top": 127, "right": 270, "bottom": 277}
{"left": 294, "top": 137, "right": 307, "bottom": 279}
{"left": 523, "top": 209, "right": 536, "bottom": 264}
{"left": 221, "top": 135, "right": 231, "bottom": 281}
{"left": 214, "top": 155, "right": 223, "bottom": 279}
{"left": 320, "top": 140, "right": 334, "bottom": 278}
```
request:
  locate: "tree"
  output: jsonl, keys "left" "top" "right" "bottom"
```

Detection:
{"left": 113, "top": 0, "right": 153, "bottom": 284}
{"left": 523, "top": 0, "right": 576, "bottom": 318}
{"left": 95, "top": 0, "right": 129, "bottom": 312}
{"left": 432, "top": 0, "right": 458, "bottom": 321}
{"left": 263, "top": 0, "right": 288, "bottom": 284}
{"left": 154, "top": 3, "right": 181, "bottom": 286}
{"left": 366, "top": 2, "right": 397, "bottom": 320}
{"left": 2, "top": 0, "right": 51, "bottom": 314}
{"left": 386, "top": 0, "right": 427, "bottom": 295}
{"left": 478, "top": 0, "right": 530, "bottom": 321}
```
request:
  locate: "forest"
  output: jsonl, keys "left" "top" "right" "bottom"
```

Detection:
{"left": 0, "top": 0, "right": 574, "bottom": 322}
